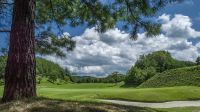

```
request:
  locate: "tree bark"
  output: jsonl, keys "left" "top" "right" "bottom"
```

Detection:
{"left": 2, "top": 0, "right": 36, "bottom": 102}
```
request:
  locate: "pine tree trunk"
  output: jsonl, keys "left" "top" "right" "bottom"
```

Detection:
{"left": 2, "top": 0, "right": 36, "bottom": 102}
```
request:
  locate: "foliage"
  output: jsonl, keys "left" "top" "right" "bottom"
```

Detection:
{"left": 36, "top": 58, "right": 72, "bottom": 84}
{"left": 35, "top": 0, "right": 170, "bottom": 37}
{"left": 106, "top": 71, "right": 125, "bottom": 83}
{"left": 35, "top": 32, "right": 76, "bottom": 57}
{"left": 196, "top": 56, "right": 200, "bottom": 65}
{"left": 125, "top": 51, "right": 196, "bottom": 86}
{"left": 71, "top": 72, "right": 125, "bottom": 83}
{"left": 0, "top": 56, "right": 6, "bottom": 84}
{"left": 0, "top": 56, "right": 71, "bottom": 84}
{"left": 125, "top": 67, "right": 156, "bottom": 86}
{"left": 134, "top": 51, "right": 195, "bottom": 72}
{"left": 140, "top": 65, "right": 200, "bottom": 88}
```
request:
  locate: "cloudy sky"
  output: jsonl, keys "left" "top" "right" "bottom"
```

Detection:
{"left": 44, "top": 12, "right": 200, "bottom": 76}
{"left": 1, "top": 0, "right": 200, "bottom": 77}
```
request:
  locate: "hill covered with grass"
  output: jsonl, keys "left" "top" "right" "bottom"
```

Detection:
{"left": 124, "top": 51, "right": 196, "bottom": 86}
{"left": 139, "top": 66, "right": 200, "bottom": 88}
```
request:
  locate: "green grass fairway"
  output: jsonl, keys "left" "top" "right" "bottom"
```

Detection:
{"left": 1, "top": 82, "right": 200, "bottom": 102}
{"left": 1, "top": 83, "right": 200, "bottom": 111}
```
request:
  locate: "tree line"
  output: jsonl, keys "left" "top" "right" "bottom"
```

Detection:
{"left": 71, "top": 72, "right": 125, "bottom": 83}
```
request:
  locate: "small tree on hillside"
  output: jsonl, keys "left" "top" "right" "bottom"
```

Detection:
{"left": 196, "top": 56, "right": 200, "bottom": 65}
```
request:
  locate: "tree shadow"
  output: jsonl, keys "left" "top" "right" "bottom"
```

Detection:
{"left": 120, "top": 84, "right": 138, "bottom": 88}
{"left": 0, "top": 97, "right": 163, "bottom": 112}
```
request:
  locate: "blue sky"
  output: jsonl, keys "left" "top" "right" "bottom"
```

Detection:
{"left": 1, "top": 0, "right": 200, "bottom": 76}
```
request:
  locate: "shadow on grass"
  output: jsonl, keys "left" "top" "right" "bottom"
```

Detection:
{"left": 120, "top": 84, "right": 138, "bottom": 88}
{"left": 0, "top": 97, "right": 163, "bottom": 112}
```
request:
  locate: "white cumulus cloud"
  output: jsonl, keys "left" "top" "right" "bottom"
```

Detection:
{"left": 43, "top": 14, "right": 200, "bottom": 77}
{"left": 161, "top": 14, "right": 200, "bottom": 39}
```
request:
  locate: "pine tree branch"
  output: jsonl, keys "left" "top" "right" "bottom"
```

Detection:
{"left": 49, "top": 0, "right": 64, "bottom": 35}
{"left": 0, "top": 2, "right": 13, "bottom": 5}
{"left": 124, "top": 0, "right": 142, "bottom": 25}
{"left": 0, "top": 29, "right": 10, "bottom": 33}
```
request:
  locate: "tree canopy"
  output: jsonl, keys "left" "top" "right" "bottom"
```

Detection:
{"left": 0, "top": 0, "right": 182, "bottom": 56}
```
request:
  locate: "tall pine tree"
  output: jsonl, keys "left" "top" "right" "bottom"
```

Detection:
{"left": 2, "top": 0, "right": 36, "bottom": 102}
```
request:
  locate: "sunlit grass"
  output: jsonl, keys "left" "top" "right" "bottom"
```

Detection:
{"left": 1, "top": 82, "right": 200, "bottom": 111}
{"left": 1, "top": 82, "right": 200, "bottom": 102}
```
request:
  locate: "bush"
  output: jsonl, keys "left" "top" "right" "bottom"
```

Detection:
{"left": 125, "top": 67, "right": 156, "bottom": 86}
{"left": 36, "top": 75, "right": 43, "bottom": 84}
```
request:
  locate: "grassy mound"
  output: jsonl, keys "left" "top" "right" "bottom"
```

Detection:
{"left": 139, "top": 66, "right": 200, "bottom": 88}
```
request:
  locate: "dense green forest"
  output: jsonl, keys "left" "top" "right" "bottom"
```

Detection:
{"left": 0, "top": 56, "right": 71, "bottom": 84}
{"left": 125, "top": 51, "right": 196, "bottom": 86}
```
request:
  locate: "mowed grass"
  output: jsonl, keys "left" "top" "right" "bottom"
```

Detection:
{"left": 1, "top": 82, "right": 200, "bottom": 102}
{"left": 1, "top": 83, "right": 200, "bottom": 111}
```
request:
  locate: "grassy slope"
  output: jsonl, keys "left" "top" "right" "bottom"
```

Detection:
{"left": 140, "top": 65, "right": 200, "bottom": 88}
